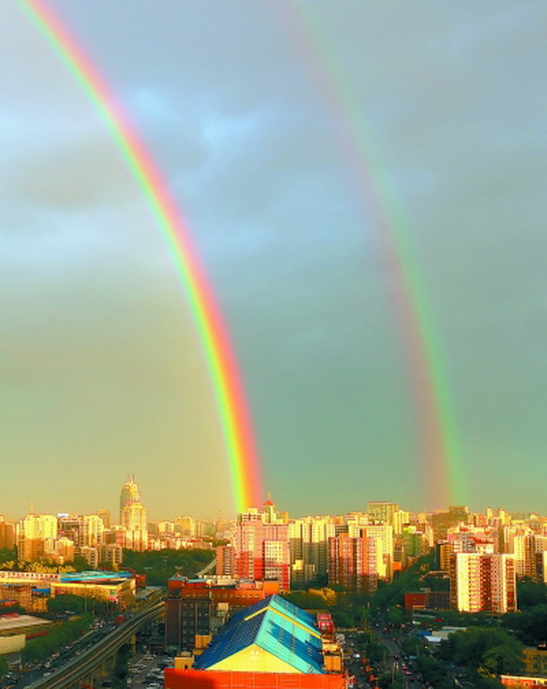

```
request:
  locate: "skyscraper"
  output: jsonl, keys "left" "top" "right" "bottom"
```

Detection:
{"left": 120, "top": 474, "right": 141, "bottom": 514}
{"left": 119, "top": 475, "right": 148, "bottom": 551}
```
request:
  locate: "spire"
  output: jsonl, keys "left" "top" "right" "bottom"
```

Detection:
{"left": 264, "top": 492, "right": 274, "bottom": 507}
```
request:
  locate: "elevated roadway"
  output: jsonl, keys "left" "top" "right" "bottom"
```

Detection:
{"left": 26, "top": 599, "right": 164, "bottom": 689}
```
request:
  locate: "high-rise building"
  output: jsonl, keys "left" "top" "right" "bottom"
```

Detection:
{"left": 58, "top": 514, "right": 105, "bottom": 548}
{"left": 19, "top": 514, "right": 57, "bottom": 541}
{"left": 449, "top": 553, "right": 516, "bottom": 613}
{"left": 328, "top": 531, "right": 382, "bottom": 593}
{"left": 17, "top": 514, "right": 57, "bottom": 562}
{"left": 120, "top": 474, "right": 141, "bottom": 512}
{"left": 97, "top": 510, "right": 111, "bottom": 529}
{"left": 362, "top": 523, "right": 394, "bottom": 579}
{"left": 119, "top": 475, "right": 148, "bottom": 551}
{"left": 176, "top": 516, "right": 196, "bottom": 537}
{"left": 0, "top": 520, "right": 15, "bottom": 550}
{"left": 216, "top": 544, "right": 236, "bottom": 577}
{"left": 289, "top": 516, "right": 336, "bottom": 586}
{"left": 235, "top": 500, "right": 290, "bottom": 590}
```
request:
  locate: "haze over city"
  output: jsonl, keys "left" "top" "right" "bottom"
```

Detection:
{"left": 2, "top": 1, "right": 547, "bottom": 520}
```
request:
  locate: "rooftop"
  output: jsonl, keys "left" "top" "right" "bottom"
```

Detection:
{"left": 195, "top": 594, "right": 324, "bottom": 674}
{"left": 59, "top": 571, "right": 133, "bottom": 583}
{"left": 0, "top": 615, "right": 52, "bottom": 634}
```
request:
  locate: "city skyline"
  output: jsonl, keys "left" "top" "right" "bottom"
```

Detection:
{"left": 2, "top": 2, "right": 547, "bottom": 518}
{"left": 3, "top": 480, "right": 547, "bottom": 524}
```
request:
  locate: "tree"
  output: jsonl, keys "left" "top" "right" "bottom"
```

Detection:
{"left": 441, "top": 627, "right": 524, "bottom": 676}
{"left": 481, "top": 644, "right": 524, "bottom": 675}
{"left": 517, "top": 578, "right": 547, "bottom": 609}
{"left": 121, "top": 548, "right": 214, "bottom": 585}
{"left": 377, "top": 671, "right": 405, "bottom": 689}
{"left": 386, "top": 606, "right": 405, "bottom": 627}
{"left": 503, "top": 604, "right": 547, "bottom": 645}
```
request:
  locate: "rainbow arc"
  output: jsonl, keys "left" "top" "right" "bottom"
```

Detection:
{"left": 284, "top": 1, "right": 462, "bottom": 508}
{"left": 19, "top": 0, "right": 263, "bottom": 512}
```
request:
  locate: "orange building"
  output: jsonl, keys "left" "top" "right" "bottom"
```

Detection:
{"left": 168, "top": 578, "right": 280, "bottom": 608}
{"left": 165, "top": 595, "right": 347, "bottom": 689}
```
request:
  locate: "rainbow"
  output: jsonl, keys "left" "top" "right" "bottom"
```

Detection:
{"left": 18, "top": 0, "right": 263, "bottom": 513}
{"left": 284, "top": 2, "right": 462, "bottom": 509}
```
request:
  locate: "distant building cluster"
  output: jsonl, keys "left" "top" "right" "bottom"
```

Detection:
{"left": 215, "top": 500, "right": 430, "bottom": 595}
{"left": 6, "top": 484, "right": 547, "bottom": 620}
{"left": 0, "top": 476, "right": 221, "bottom": 573}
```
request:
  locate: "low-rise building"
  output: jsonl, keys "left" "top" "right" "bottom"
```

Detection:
{"left": 165, "top": 595, "right": 347, "bottom": 689}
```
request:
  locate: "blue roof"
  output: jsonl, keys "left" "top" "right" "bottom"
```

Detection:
{"left": 196, "top": 595, "right": 324, "bottom": 674}
{"left": 59, "top": 571, "right": 133, "bottom": 583}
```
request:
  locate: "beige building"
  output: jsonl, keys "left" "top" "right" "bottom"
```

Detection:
{"left": 450, "top": 553, "right": 517, "bottom": 613}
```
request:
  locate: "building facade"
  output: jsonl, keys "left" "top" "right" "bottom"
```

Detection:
{"left": 449, "top": 553, "right": 517, "bottom": 613}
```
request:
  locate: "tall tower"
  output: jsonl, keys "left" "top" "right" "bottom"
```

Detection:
{"left": 119, "top": 475, "right": 148, "bottom": 551}
{"left": 120, "top": 474, "right": 141, "bottom": 515}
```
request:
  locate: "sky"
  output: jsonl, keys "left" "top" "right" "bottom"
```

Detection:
{"left": 1, "top": 0, "right": 547, "bottom": 521}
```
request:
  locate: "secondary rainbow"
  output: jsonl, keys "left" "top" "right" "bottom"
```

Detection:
{"left": 285, "top": 2, "right": 463, "bottom": 508}
{"left": 19, "top": 0, "right": 263, "bottom": 513}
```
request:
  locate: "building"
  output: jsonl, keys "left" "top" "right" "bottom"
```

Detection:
{"left": 328, "top": 529, "right": 386, "bottom": 593}
{"left": 166, "top": 578, "right": 281, "bottom": 650}
{"left": 0, "top": 569, "right": 136, "bottom": 609}
{"left": 523, "top": 647, "right": 547, "bottom": 676}
{"left": 367, "top": 502, "right": 399, "bottom": 526}
{"left": 0, "top": 584, "right": 48, "bottom": 613}
{"left": 404, "top": 590, "right": 450, "bottom": 611}
{"left": 235, "top": 501, "right": 291, "bottom": 590}
{"left": 329, "top": 533, "right": 366, "bottom": 592}
{"left": 535, "top": 551, "right": 547, "bottom": 584}
{"left": 289, "top": 517, "right": 336, "bottom": 587}
{"left": 16, "top": 514, "right": 57, "bottom": 561}
{"left": 120, "top": 474, "right": 141, "bottom": 511}
{"left": 166, "top": 595, "right": 212, "bottom": 651}
{"left": 119, "top": 475, "right": 148, "bottom": 551}
{"left": 165, "top": 594, "right": 347, "bottom": 689}
{"left": 55, "top": 537, "right": 75, "bottom": 563}
{"left": 501, "top": 676, "right": 547, "bottom": 688}
{"left": 449, "top": 553, "right": 517, "bottom": 613}
{"left": 97, "top": 509, "right": 111, "bottom": 529}
{"left": 0, "top": 614, "right": 53, "bottom": 657}
{"left": 50, "top": 571, "right": 136, "bottom": 608}
{"left": 215, "top": 545, "right": 235, "bottom": 577}
{"left": 0, "top": 521, "right": 15, "bottom": 550}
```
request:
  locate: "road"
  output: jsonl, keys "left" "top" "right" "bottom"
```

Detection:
{"left": 375, "top": 628, "right": 422, "bottom": 688}
{"left": 342, "top": 624, "right": 425, "bottom": 689}
{"left": 23, "top": 601, "right": 164, "bottom": 689}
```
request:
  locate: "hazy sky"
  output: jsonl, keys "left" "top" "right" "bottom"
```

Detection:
{"left": 2, "top": 1, "right": 547, "bottom": 520}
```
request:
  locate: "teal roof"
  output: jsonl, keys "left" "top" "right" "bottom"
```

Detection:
{"left": 196, "top": 594, "right": 324, "bottom": 674}
{"left": 59, "top": 571, "right": 133, "bottom": 583}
